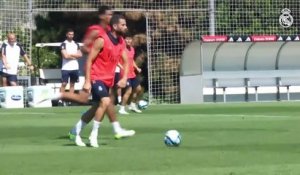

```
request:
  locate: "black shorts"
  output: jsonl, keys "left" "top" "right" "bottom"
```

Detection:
{"left": 91, "top": 80, "right": 110, "bottom": 101}
{"left": 61, "top": 70, "right": 79, "bottom": 83}
{"left": 114, "top": 72, "right": 120, "bottom": 87}
{"left": 126, "top": 77, "right": 140, "bottom": 89}
{"left": 3, "top": 73, "right": 17, "bottom": 83}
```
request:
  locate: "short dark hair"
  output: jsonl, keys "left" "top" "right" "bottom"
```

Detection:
{"left": 66, "top": 28, "right": 74, "bottom": 33}
{"left": 98, "top": 5, "right": 112, "bottom": 15}
{"left": 124, "top": 32, "right": 133, "bottom": 38}
{"left": 110, "top": 14, "right": 125, "bottom": 27}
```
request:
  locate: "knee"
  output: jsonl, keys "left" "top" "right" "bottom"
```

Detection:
{"left": 126, "top": 87, "right": 132, "bottom": 95}
{"left": 101, "top": 97, "right": 111, "bottom": 107}
{"left": 136, "top": 85, "right": 142, "bottom": 92}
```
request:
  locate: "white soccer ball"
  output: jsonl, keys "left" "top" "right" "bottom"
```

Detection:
{"left": 138, "top": 100, "right": 148, "bottom": 110}
{"left": 164, "top": 130, "right": 181, "bottom": 147}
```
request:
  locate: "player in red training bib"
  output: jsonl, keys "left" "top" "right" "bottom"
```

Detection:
{"left": 118, "top": 34, "right": 143, "bottom": 114}
{"left": 81, "top": 6, "right": 112, "bottom": 54}
{"left": 78, "top": 14, "right": 134, "bottom": 147}
{"left": 39, "top": 8, "right": 135, "bottom": 147}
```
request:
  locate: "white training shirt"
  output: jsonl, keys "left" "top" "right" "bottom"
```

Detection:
{"left": 1, "top": 42, "right": 26, "bottom": 75}
{"left": 60, "top": 40, "right": 80, "bottom": 70}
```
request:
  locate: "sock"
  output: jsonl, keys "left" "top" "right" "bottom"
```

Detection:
{"left": 120, "top": 105, "right": 125, "bottom": 111}
{"left": 112, "top": 121, "right": 122, "bottom": 133}
{"left": 130, "top": 102, "right": 136, "bottom": 107}
{"left": 74, "top": 119, "right": 87, "bottom": 135}
{"left": 90, "top": 120, "right": 101, "bottom": 138}
{"left": 118, "top": 96, "right": 122, "bottom": 103}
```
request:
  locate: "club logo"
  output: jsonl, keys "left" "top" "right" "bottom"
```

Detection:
{"left": 279, "top": 8, "right": 293, "bottom": 28}
{"left": 11, "top": 95, "right": 22, "bottom": 101}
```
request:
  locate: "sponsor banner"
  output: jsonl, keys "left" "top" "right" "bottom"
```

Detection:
{"left": 201, "top": 35, "right": 300, "bottom": 42}
{"left": 201, "top": 35, "right": 228, "bottom": 42}
{"left": 250, "top": 35, "right": 277, "bottom": 42}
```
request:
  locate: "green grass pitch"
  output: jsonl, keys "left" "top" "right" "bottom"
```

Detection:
{"left": 1, "top": 102, "right": 300, "bottom": 175}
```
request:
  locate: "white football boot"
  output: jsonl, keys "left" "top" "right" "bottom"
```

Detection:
{"left": 114, "top": 129, "right": 136, "bottom": 139}
{"left": 75, "top": 135, "right": 86, "bottom": 147}
{"left": 89, "top": 136, "right": 99, "bottom": 148}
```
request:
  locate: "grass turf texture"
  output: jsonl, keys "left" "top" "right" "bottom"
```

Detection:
{"left": 1, "top": 102, "right": 300, "bottom": 175}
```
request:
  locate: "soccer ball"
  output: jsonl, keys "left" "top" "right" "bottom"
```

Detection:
{"left": 164, "top": 130, "right": 181, "bottom": 147}
{"left": 138, "top": 100, "right": 148, "bottom": 110}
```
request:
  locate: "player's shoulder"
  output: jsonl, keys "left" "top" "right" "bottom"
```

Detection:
{"left": 118, "top": 37, "right": 125, "bottom": 44}
{"left": 86, "top": 25, "right": 107, "bottom": 39}
{"left": 74, "top": 41, "right": 80, "bottom": 46}
{"left": 16, "top": 42, "right": 23, "bottom": 47}
{"left": 118, "top": 37, "right": 126, "bottom": 47}
{"left": 94, "top": 37, "right": 105, "bottom": 44}
{"left": 60, "top": 40, "right": 67, "bottom": 47}
{"left": 87, "top": 25, "right": 105, "bottom": 34}
{"left": 130, "top": 46, "right": 135, "bottom": 51}
{"left": 1, "top": 43, "right": 7, "bottom": 48}
{"left": 16, "top": 42, "right": 25, "bottom": 49}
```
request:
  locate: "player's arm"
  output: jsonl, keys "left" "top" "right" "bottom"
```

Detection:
{"left": 82, "top": 30, "right": 99, "bottom": 54}
{"left": 117, "top": 50, "right": 129, "bottom": 88}
{"left": 61, "top": 49, "right": 71, "bottom": 59}
{"left": 60, "top": 43, "right": 72, "bottom": 59}
{"left": 1, "top": 45, "right": 9, "bottom": 69}
{"left": 23, "top": 54, "right": 33, "bottom": 69}
{"left": 20, "top": 46, "right": 33, "bottom": 70}
{"left": 133, "top": 61, "right": 141, "bottom": 73}
{"left": 23, "top": 54, "right": 32, "bottom": 65}
{"left": 69, "top": 43, "right": 83, "bottom": 59}
{"left": 84, "top": 37, "right": 104, "bottom": 84}
{"left": 121, "top": 50, "right": 129, "bottom": 79}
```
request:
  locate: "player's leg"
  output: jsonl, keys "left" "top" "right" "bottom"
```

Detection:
{"left": 60, "top": 70, "right": 69, "bottom": 93}
{"left": 105, "top": 88, "right": 135, "bottom": 139}
{"left": 68, "top": 103, "right": 97, "bottom": 145}
{"left": 60, "top": 70, "right": 69, "bottom": 105}
{"left": 1, "top": 72, "right": 8, "bottom": 87}
{"left": 129, "top": 78, "right": 142, "bottom": 113}
{"left": 114, "top": 72, "right": 122, "bottom": 105}
{"left": 2, "top": 76, "right": 7, "bottom": 86}
{"left": 69, "top": 70, "right": 79, "bottom": 94}
{"left": 60, "top": 90, "right": 90, "bottom": 104}
{"left": 38, "top": 86, "right": 90, "bottom": 104}
{"left": 88, "top": 81, "right": 111, "bottom": 147}
{"left": 119, "top": 81, "right": 132, "bottom": 115}
{"left": 0, "top": 71, "right": 4, "bottom": 87}
{"left": 7, "top": 74, "right": 17, "bottom": 86}
{"left": 117, "top": 87, "right": 122, "bottom": 105}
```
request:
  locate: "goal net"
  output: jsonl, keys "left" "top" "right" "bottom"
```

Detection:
{"left": 0, "top": 0, "right": 32, "bottom": 87}
{"left": 0, "top": 0, "right": 298, "bottom": 104}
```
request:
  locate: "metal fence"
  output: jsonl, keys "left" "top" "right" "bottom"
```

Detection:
{"left": 0, "top": 0, "right": 298, "bottom": 103}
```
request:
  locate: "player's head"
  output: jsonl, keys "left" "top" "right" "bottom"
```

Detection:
{"left": 124, "top": 34, "right": 133, "bottom": 47}
{"left": 98, "top": 5, "right": 113, "bottom": 25}
{"left": 110, "top": 14, "right": 127, "bottom": 36}
{"left": 66, "top": 28, "right": 74, "bottom": 41}
{"left": 7, "top": 32, "right": 16, "bottom": 46}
